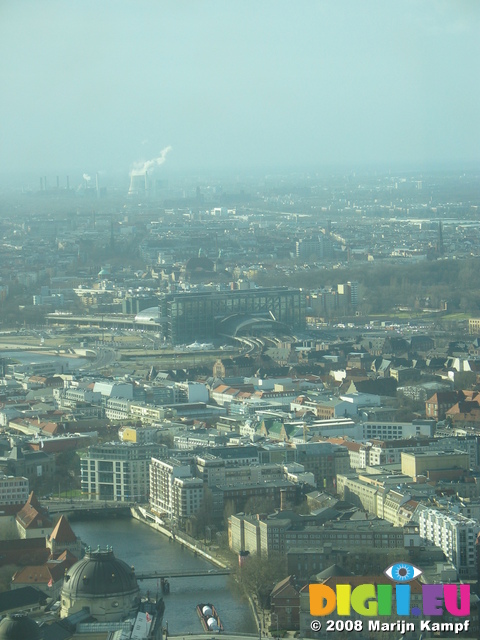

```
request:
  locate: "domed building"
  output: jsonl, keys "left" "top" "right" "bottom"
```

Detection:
{"left": 60, "top": 546, "right": 140, "bottom": 622}
{"left": 0, "top": 613, "right": 42, "bottom": 640}
{"left": 134, "top": 307, "right": 160, "bottom": 325}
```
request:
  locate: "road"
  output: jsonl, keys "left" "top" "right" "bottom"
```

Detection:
{"left": 43, "top": 497, "right": 131, "bottom": 514}
{"left": 81, "top": 346, "right": 117, "bottom": 371}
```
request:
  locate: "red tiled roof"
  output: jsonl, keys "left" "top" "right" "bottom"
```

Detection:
{"left": 49, "top": 515, "right": 77, "bottom": 543}
{"left": 12, "top": 566, "right": 54, "bottom": 585}
{"left": 50, "top": 549, "right": 78, "bottom": 565}
{"left": 41, "top": 422, "right": 59, "bottom": 435}
{"left": 16, "top": 493, "right": 52, "bottom": 530}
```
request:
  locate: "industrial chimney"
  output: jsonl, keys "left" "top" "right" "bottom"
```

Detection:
{"left": 128, "top": 173, "right": 146, "bottom": 196}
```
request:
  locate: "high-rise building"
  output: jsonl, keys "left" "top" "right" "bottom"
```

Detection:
{"left": 347, "top": 280, "right": 359, "bottom": 306}
{"left": 295, "top": 236, "right": 324, "bottom": 259}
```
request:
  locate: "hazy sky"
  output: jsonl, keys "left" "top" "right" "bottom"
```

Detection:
{"left": 1, "top": 0, "right": 479, "bottom": 180}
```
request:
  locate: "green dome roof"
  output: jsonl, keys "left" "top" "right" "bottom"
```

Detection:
{"left": 62, "top": 548, "right": 139, "bottom": 598}
{"left": 0, "top": 614, "right": 42, "bottom": 640}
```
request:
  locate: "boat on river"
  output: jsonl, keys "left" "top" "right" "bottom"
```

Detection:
{"left": 197, "top": 603, "right": 224, "bottom": 633}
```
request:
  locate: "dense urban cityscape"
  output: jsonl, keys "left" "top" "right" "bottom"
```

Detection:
{"left": 0, "top": 166, "right": 480, "bottom": 639}
{"left": 1, "top": 1, "right": 480, "bottom": 639}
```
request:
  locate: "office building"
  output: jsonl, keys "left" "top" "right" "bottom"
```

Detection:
{"left": 81, "top": 442, "right": 165, "bottom": 502}
{"left": 0, "top": 474, "right": 29, "bottom": 505}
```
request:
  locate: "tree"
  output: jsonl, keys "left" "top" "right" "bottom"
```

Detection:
{"left": 194, "top": 487, "right": 215, "bottom": 531}
{"left": 158, "top": 432, "right": 174, "bottom": 448}
{"left": 394, "top": 395, "right": 425, "bottom": 421}
{"left": 453, "top": 371, "right": 477, "bottom": 391}
{"left": 237, "top": 552, "right": 287, "bottom": 609}
{"left": 243, "top": 495, "right": 277, "bottom": 515}
{"left": 223, "top": 499, "right": 237, "bottom": 528}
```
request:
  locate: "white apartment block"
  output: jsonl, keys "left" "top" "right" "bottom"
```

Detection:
{"left": 415, "top": 505, "right": 480, "bottom": 577}
{"left": 104, "top": 398, "right": 167, "bottom": 423}
{"left": 361, "top": 420, "right": 435, "bottom": 440}
{"left": 129, "top": 403, "right": 166, "bottom": 423}
{"left": 80, "top": 443, "right": 162, "bottom": 502}
{"left": 150, "top": 458, "right": 203, "bottom": 522}
{"left": 172, "top": 476, "right": 204, "bottom": 520}
{"left": 0, "top": 474, "right": 29, "bottom": 505}
{"left": 105, "top": 397, "right": 131, "bottom": 421}
{"left": 64, "top": 388, "right": 102, "bottom": 404}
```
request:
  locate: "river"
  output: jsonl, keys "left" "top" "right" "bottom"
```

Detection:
{"left": 72, "top": 517, "right": 257, "bottom": 635}
{"left": 2, "top": 350, "right": 88, "bottom": 370}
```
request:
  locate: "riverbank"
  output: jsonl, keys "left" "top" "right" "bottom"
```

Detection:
{"left": 131, "top": 506, "right": 230, "bottom": 569}
{"left": 129, "top": 507, "right": 278, "bottom": 637}
{"left": 71, "top": 517, "right": 257, "bottom": 635}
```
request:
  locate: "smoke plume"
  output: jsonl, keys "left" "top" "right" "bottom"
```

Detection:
{"left": 130, "top": 145, "right": 172, "bottom": 176}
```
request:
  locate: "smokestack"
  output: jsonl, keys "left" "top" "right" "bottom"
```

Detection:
{"left": 66, "top": 175, "right": 70, "bottom": 190}
{"left": 128, "top": 173, "right": 146, "bottom": 196}
{"left": 44, "top": 176, "right": 47, "bottom": 191}
{"left": 96, "top": 173, "right": 100, "bottom": 198}
{"left": 128, "top": 146, "right": 172, "bottom": 196}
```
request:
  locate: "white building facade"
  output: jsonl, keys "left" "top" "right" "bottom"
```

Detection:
{"left": 0, "top": 474, "right": 29, "bottom": 505}
{"left": 415, "top": 505, "right": 480, "bottom": 577}
{"left": 81, "top": 442, "right": 165, "bottom": 502}
{"left": 149, "top": 458, "right": 203, "bottom": 522}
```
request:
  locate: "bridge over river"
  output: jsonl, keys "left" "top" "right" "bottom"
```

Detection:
{"left": 135, "top": 568, "right": 231, "bottom": 581}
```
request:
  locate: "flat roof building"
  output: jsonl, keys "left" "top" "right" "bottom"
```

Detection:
{"left": 401, "top": 450, "right": 470, "bottom": 481}
{"left": 159, "top": 287, "right": 306, "bottom": 344}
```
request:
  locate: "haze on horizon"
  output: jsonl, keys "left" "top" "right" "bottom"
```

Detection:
{"left": 0, "top": 0, "right": 479, "bottom": 184}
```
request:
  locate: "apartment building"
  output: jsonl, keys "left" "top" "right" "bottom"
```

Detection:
{"left": 366, "top": 435, "right": 479, "bottom": 469}
{"left": 294, "top": 442, "right": 350, "bottom": 489}
{"left": 230, "top": 512, "right": 408, "bottom": 558}
{"left": 149, "top": 457, "right": 203, "bottom": 522}
{"left": 0, "top": 474, "right": 29, "bottom": 505}
{"left": 336, "top": 471, "right": 413, "bottom": 520}
{"left": 415, "top": 504, "right": 480, "bottom": 577}
{"left": 80, "top": 442, "right": 165, "bottom": 502}
{"left": 425, "top": 391, "right": 459, "bottom": 420}
{"left": 104, "top": 397, "right": 130, "bottom": 421}
{"left": 361, "top": 420, "right": 435, "bottom": 440}
{"left": 104, "top": 397, "right": 167, "bottom": 423}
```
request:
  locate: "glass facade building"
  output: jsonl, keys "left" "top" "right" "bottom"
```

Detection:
{"left": 159, "top": 287, "right": 306, "bottom": 344}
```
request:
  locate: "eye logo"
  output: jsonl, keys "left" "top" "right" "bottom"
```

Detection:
{"left": 384, "top": 562, "right": 422, "bottom": 583}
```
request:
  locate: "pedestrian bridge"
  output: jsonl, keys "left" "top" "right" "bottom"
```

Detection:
{"left": 135, "top": 568, "right": 231, "bottom": 581}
